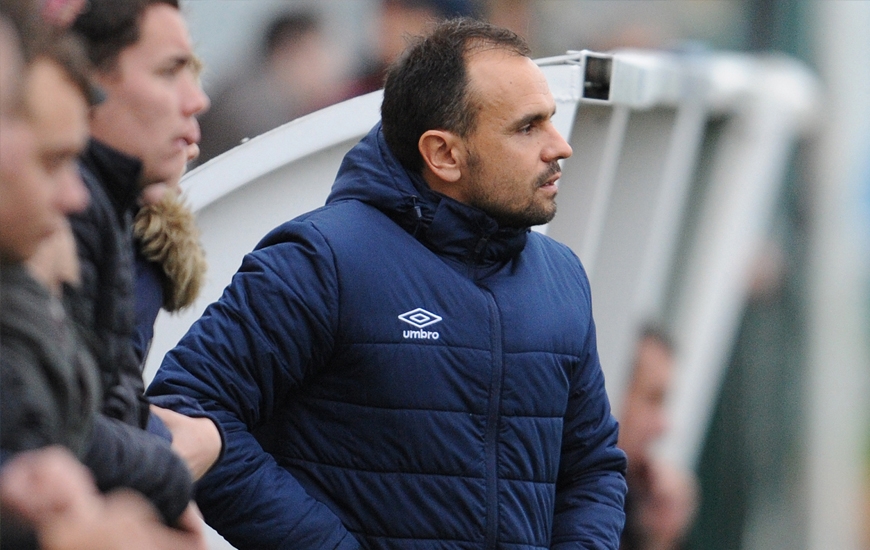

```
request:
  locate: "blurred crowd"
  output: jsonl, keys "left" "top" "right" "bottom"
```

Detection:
{"left": 197, "top": 0, "right": 493, "bottom": 165}
{"left": 191, "top": 0, "right": 740, "bottom": 167}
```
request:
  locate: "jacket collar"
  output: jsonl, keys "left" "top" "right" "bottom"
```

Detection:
{"left": 327, "top": 123, "right": 528, "bottom": 268}
{"left": 79, "top": 138, "right": 143, "bottom": 221}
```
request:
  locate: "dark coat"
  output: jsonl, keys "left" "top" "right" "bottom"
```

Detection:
{"left": 0, "top": 263, "right": 94, "bottom": 549}
{"left": 60, "top": 140, "right": 195, "bottom": 523}
{"left": 149, "top": 123, "right": 627, "bottom": 549}
{"left": 0, "top": 262, "right": 192, "bottom": 530}
{"left": 67, "top": 138, "right": 149, "bottom": 428}
{"left": 0, "top": 262, "right": 100, "bottom": 459}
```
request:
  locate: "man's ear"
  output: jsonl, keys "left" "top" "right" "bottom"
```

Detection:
{"left": 418, "top": 129, "right": 464, "bottom": 184}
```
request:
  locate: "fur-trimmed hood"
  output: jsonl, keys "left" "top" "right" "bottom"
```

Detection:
{"left": 132, "top": 190, "right": 206, "bottom": 312}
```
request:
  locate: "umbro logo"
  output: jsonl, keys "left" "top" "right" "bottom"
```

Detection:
{"left": 398, "top": 308, "right": 442, "bottom": 340}
{"left": 398, "top": 308, "right": 442, "bottom": 328}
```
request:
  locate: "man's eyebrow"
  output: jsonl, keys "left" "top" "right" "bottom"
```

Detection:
{"left": 166, "top": 53, "right": 198, "bottom": 72}
{"left": 511, "top": 107, "right": 557, "bottom": 130}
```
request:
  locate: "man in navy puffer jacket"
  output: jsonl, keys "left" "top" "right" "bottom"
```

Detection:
{"left": 148, "top": 18, "right": 627, "bottom": 549}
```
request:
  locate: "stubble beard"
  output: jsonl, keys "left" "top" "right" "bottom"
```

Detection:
{"left": 466, "top": 152, "right": 560, "bottom": 229}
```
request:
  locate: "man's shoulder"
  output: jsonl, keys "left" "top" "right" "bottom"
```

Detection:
{"left": 261, "top": 200, "right": 396, "bottom": 247}
{"left": 0, "top": 264, "right": 51, "bottom": 326}
{"left": 246, "top": 201, "right": 406, "bottom": 283}
{"left": 523, "top": 232, "right": 591, "bottom": 291}
{"left": 526, "top": 231, "right": 583, "bottom": 264}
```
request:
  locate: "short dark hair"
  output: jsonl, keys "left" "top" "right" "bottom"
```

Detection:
{"left": 71, "top": 0, "right": 179, "bottom": 71}
{"left": 638, "top": 322, "right": 675, "bottom": 354}
{"left": 381, "top": 17, "right": 530, "bottom": 173}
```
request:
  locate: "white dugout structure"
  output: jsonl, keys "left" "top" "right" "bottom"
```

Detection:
{"left": 142, "top": 46, "right": 865, "bottom": 549}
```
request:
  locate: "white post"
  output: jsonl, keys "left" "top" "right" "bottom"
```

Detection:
{"left": 807, "top": 2, "right": 870, "bottom": 549}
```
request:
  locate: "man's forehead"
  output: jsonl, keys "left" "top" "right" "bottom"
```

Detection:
{"left": 467, "top": 50, "right": 548, "bottom": 92}
{"left": 466, "top": 49, "right": 553, "bottom": 117}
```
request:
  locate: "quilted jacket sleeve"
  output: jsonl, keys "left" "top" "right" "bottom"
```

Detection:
{"left": 551, "top": 277, "right": 628, "bottom": 549}
{"left": 83, "top": 414, "right": 193, "bottom": 525}
{"left": 147, "top": 221, "right": 360, "bottom": 550}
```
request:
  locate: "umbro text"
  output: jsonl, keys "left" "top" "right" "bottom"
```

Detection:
{"left": 403, "top": 329, "right": 440, "bottom": 340}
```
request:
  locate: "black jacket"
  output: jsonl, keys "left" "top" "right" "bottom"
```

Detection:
{"left": 63, "top": 140, "right": 193, "bottom": 522}
{"left": 67, "top": 139, "right": 149, "bottom": 428}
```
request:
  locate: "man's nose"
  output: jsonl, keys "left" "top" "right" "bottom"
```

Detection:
{"left": 182, "top": 75, "right": 209, "bottom": 117}
{"left": 545, "top": 123, "right": 572, "bottom": 162}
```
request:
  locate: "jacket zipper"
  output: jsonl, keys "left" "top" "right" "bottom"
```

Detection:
{"left": 483, "top": 289, "right": 503, "bottom": 549}
{"left": 409, "top": 195, "right": 424, "bottom": 237}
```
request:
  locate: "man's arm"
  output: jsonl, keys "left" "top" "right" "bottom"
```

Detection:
{"left": 0, "top": 446, "right": 207, "bottom": 550}
{"left": 147, "top": 222, "right": 359, "bottom": 550}
{"left": 82, "top": 414, "right": 193, "bottom": 525}
{"left": 552, "top": 317, "right": 628, "bottom": 550}
{"left": 149, "top": 404, "right": 222, "bottom": 481}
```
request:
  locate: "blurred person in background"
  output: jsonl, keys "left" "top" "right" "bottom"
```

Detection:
{"left": 0, "top": 3, "right": 206, "bottom": 548}
{"left": 345, "top": 0, "right": 478, "bottom": 97}
{"left": 67, "top": 0, "right": 222, "bottom": 482}
{"left": 39, "top": 0, "right": 85, "bottom": 29}
{"left": 481, "top": 0, "right": 536, "bottom": 50}
{"left": 618, "top": 325, "right": 698, "bottom": 550}
{"left": 197, "top": 9, "right": 347, "bottom": 165}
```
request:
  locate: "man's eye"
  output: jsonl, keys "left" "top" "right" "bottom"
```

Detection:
{"left": 159, "top": 62, "right": 185, "bottom": 78}
{"left": 41, "top": 155, "right": 63, "bottom": 172}
{"left": 45, "top": 153, "right": 78, "bottom": 173}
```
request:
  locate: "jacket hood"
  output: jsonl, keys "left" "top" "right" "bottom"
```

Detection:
{"left": 326, "top": 123, "right": 528, "bottom": 268}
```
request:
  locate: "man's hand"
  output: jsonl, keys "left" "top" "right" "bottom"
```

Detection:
{"left": 151, "top": 405, "right": 221, "bottom": 480}
{"left": 0, "top": 446, "right": 208, "bottom": 550}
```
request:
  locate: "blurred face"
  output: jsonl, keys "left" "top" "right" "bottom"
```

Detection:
{"left": 88, "top": 3, "right": 209, "bottom": 186}
{"left": 0, "top": 58, "right": 89, "bottom": 262}
{"left": 457, "top": 49, "right": 572, "bottom": 228}
{"left": 618, "top": 336, "right": 675, "bottom": 463}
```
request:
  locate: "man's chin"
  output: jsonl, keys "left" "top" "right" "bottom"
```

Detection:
{"left": 146, "top": 161, "right": 186, "bottom": 189}
{"left": 498, "top": 206, "right": 556, "bottom": 229}
{"left": 531, "top": 199, "right": 557, "bottom": 226}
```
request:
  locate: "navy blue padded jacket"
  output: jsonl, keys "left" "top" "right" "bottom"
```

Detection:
{"left": 148, "top": 123, "right": 627, "bottom": 549}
